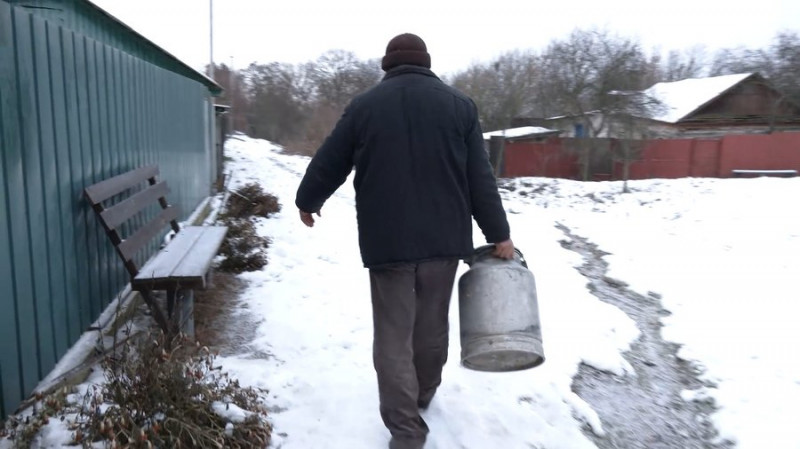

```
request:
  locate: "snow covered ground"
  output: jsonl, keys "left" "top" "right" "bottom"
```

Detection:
{"left": 216, "top": 135, "right": 800, "bottom": 449}
{"left": 7, "top": 133, "right": 798, "bottom": 448}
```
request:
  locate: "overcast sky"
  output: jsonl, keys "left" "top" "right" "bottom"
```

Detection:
{"left": 91, "top": 0, "right": 800, "bottom": 77}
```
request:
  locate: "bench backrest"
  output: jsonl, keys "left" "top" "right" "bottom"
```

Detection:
{"left": 83, "top": 165, "right": 181, "bottom": 278}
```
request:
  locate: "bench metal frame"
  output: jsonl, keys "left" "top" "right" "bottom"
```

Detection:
{"left": 84, "top": 165, "right": 227, "bottom": 336}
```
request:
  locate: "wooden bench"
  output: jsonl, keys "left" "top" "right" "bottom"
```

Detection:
{"left": 84, "top": 165, "right": 227, "bottom": 336}
{"left": 731, "top": 169, "right": 798, "bottom": 178}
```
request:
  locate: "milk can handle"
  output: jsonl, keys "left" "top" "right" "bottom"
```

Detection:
{"left": 467, "top": 244, "right": 528, "bottom": 268}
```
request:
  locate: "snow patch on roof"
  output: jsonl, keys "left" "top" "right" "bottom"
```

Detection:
{"left": 645, "top": 73, "right": 753, "bottom": 123}
{"left": 483, "top": 126, "right": 558, "bottom": 140}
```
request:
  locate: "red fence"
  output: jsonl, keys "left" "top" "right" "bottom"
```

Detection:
{"left": 503, "top": 139, "right": 578, "bottom": 178}
{"left": 503, "top": 132, "right": 800, "bottom": 180}
{"left": 718, "top": 133, "right": 800, "bottom": 174}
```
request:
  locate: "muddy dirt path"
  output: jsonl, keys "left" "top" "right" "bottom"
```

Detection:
{"left": 559, "top": 223, "right": 732, "bottom": 449}
{"left": 194, "top": 272, "right": 268, "bottom": 358}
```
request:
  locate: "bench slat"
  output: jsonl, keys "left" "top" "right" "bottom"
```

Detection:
{"left": 171, "top": 226, "right": 228, "bottom": 287}
{"left": 100, "top": 181, "right": 170, "bottom": 229}
{"left": 117, "top": 205, "right": 180, "bottom": 262}
{"left": 84, "top": 165, "right": 159, "bottom": 205}
{"left": 132, "top": 227, "right": 206, "bottom": 289}
{"left": 131, "top": 226, "right": 228, "bottom": 290}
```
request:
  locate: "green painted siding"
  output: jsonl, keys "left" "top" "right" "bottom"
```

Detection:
{"left": 0, "top": 0, "right": 216, "bottom": 417}
{"left": 6, "top": 0, "right": 221, "bottom": 95}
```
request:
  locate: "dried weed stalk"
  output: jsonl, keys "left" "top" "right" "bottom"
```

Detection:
{"left": 217, "top": 183, "right": 280, "bottom": 274}
{"left": 3, "top": 333, "right": 272, "bottom": 448}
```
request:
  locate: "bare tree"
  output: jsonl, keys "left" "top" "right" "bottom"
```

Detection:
{"left": 606, "top": 91, "right": 664, "bottom": 192}
{"left": 244, "top": 62, "right": 311, "bottom": 144}
{"left": 236, "top": 52, "right": 382, "bottom": 154}
{"left": 660, "top": 46, "right": 708, "bottom": 82}
{"left": 211, "top": 63, "right": 250, "bottom": 133}
{"left": 449, "top": 64, "right": 498, "bottom": 127}
{"left": 767, "top": 31, "right": 800, "bottom": 107}
{"left": 708, "top": 46, "right": 770, "bottom": 77}
{"left": 537, "top": 28, "right": 653, "bottom": 179}
{"left": 307, "top": 50, "right": 382, "bottom": 110}
{"left": 449, "top": 50, "right": 539, "bottom": 132}
{"left": 283, "top": 51, "right": 382, "bottom": 153}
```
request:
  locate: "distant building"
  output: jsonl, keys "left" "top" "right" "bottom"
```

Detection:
{"left": 515, "top": 73, "right": 800, "bottom": 139}
{"left": 482, "top": 126, "right": 560, "bottom": 142}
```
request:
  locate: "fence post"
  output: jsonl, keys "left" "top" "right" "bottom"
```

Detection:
{"left": 489, "top": 135, "right": 505, "bottom": 178}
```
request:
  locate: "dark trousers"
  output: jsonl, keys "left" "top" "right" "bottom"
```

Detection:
{"left": 369, "top": 259, "right": 459, "bottom": 444}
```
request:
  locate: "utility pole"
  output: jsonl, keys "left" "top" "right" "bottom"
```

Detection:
{"left": 208, "top": 0, "right": 219, "bottom": 193}
{"left": 230, "top": 56, "right": 236, "bottom": 131}
{"left": 208, "top": 0, "right": 214, "bottom": 80}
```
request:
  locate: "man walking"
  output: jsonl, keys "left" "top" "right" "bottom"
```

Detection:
{"left": 295, "top": 33, "right": 513, "bottom": 449}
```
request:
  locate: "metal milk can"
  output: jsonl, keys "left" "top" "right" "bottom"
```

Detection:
{"left": 458, "top": 245, "right": 545, "bottom": 372}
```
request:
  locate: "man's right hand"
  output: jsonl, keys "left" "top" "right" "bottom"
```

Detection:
{"left": 493, "top": 239, "right": 515, "bottom": 259}
{"left": 299, "top": 209, "right": 321, "bottom": 227}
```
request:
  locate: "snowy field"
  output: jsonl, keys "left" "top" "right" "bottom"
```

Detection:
{"left": 216, "top": 135, "right": 800, "bottom": 449}
{"left": 8, "top": 134, "right": 798, "bottom": 448}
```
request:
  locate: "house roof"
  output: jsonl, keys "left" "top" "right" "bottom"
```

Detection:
{"left": 483, "top": 126, "right": 560, "bottom": 140}
{"left": 535, "top": 111, "right": 601, "bottom": 121}
{"left": 643, "top": 73, "right": 755, "bottom": 123}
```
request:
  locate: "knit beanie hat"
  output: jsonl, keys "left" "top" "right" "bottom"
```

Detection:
{"left": 381, "top": 33, "right": 432, "bottom": 71}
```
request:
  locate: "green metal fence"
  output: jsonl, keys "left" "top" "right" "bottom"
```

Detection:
{"left": 1, "top": 1, "right": 217, "bottom": 417}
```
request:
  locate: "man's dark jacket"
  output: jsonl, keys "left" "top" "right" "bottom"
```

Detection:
{"left": 295, "top": 65, "right": 510, "bottom": 267}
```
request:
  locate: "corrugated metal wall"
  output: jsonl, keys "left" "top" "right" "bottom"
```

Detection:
{"left": 0, "top": 1, "right": 213, "bottom": 417}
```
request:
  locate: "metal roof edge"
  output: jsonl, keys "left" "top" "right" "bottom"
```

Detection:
{"left": 82, "top": 0, "right": 222, "bottom": 95}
